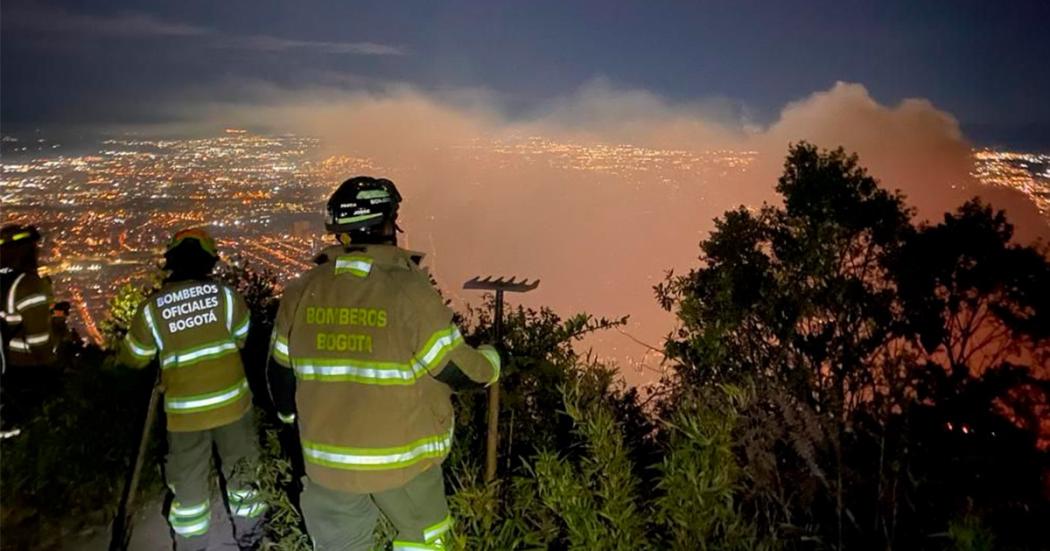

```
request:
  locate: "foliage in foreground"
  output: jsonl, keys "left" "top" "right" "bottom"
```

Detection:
{"left": 0, "top": 348, "right": 163, "bottom": 548}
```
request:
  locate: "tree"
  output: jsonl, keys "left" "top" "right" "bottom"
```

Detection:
{"left": 897, "top": 199, "right": 1050, "bottom": 376}
{"left": 893, "top": 200, "right": 1050, "bottom": 544}
{"left": 657, "top": 143, "right": 1050, "bottom": 549}
{"left": 658, "top": 143, "right": 914, "bottom": 547}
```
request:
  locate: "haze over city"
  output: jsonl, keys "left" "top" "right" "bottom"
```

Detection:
{"left": 3, "top": 0, "right": 1049, "bottom": 383}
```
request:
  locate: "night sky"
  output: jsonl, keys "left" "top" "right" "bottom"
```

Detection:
{"left": 3, "top": 0, "right": 1049, "bottom": 149}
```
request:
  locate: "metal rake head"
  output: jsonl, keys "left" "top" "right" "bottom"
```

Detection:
{"left": 463, "top": 275, "right": 540, "bottom": 293}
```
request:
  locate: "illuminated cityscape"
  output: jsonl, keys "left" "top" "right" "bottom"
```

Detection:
{"left": 1, "top": 130, "right": 347, "bottom": 344}
{"left": 2, "top": 130, "right": 1047, "bottom": 346}
{"left": 972, "top": 149, "right": 1050, "bottom": 216}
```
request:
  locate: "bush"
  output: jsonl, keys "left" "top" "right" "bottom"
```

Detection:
{"left": 0, "top": 349, "right": 163, "bottom": 548}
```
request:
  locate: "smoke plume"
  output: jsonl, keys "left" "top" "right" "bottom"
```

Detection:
{"left": 182, "top": 80, "right": 1048, "bottom": 383}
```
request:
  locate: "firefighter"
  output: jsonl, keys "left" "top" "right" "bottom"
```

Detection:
{"left": 267, "top": 177, "right": 500, "bottom": 550}
{"left": 1, "top": 224, "right": 57, "bottom": 368}
{"left": 1, "top": 224, "right": 57, "bottom": 438}
{"left": 118, "top": 228, "right": 264, "bottom": 550}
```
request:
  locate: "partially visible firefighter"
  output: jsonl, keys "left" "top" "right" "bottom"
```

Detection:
{"left": 50, "top": 300, "right": 80, "bottom": 359}
{"left": 1, "top": 224, "right": 58, "bottom": 438}
{"left": 118, "top": 228, "right": 265, "bottom": 550}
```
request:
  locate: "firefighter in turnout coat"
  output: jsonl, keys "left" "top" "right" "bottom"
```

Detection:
{"left": 267, "top": 177, "right": 501, "bottom": 550}
{"left": 119, "top": 228, "right": 265, "bottom": 550}
{"left": 1, "top": 224, "right": 58, "bottom": 439}
{"left": 1, "top": 225, "right": 57, "bottom": 369}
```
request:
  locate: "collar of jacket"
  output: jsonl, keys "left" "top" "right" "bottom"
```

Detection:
{"left": 314, "top": 244, "right": 425, "bottom": 269}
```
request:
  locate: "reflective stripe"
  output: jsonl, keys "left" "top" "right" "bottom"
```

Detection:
{"left": 478, "top": 346, "right": 501, "bottom": 385}
{"left": 125, "top": 332, "right": 156, "bottom": 358}
{"left": 228, "top": 488, "right": 258, "bottom": 502}
{"left": 424, "top": 514, "right": 452, "bottom": 543}
{"left": 416, "top": 326, "right": 462, "bottom": 367}
{"left": 0, "top": 312, "right": 23, "bottom": 324}
{"left": 171, "top": 500, "right": 209, "bottom": 517}
{"left": 233, "top": 316, "right": 250, "bottom": 339}
{"left": 6, "top": 273, "right": 25, "bottom": 314}
{"left": 272, "top": 335, "right": 290, "bottom": 365}
{"left": 278, "top": 412, "right": 297, "bottom": 424}
{"left": 231, "top": 500, "right": 267, "bottom": 518}
{"left": 143, "top": 304, "right": 164, "bottom": 351}
{"left": 293, "top": 326, "right": 463, "bottom": 385}
{"left": 0, "top": 231, "right": 33, "bottom": 244}
{"left": 228, "top": 487, "right": 267, "bottom": 518}
{"left": 336, "top": 212, "right": 383, "bottom": 225}
{"left": 161, "top": 340, "right": 238, "bottom": 369}
{"left": 172, "top": 518, "right": 209, "bottom": 537}
{"left": 25, "top": 332, "right": 50, "bottom": 345}
{"left": 165, "top": 379, "right": 248, "bottom": 414}
{"left": 296, "top": 359, "right": 425, "bottom": 384}
{"left": 302, "top": 427, "right": 453, "bottom": 471}
{"left": 335, "top": 255, "right": 373, "bottom": 277}
{"left": 15, "top": 294, "right": 47, "bottom": 311}
{"left": 169, "top": 500, "right": 211, "bottom": 537}
{"left": 224, "top": 287, "right": 235, "bottom": 331}
{"left": 393, "top": 541, "right": 444, "bottom": 550}
{"left": 8, "top": 338, "right": 29, "bottom": 352}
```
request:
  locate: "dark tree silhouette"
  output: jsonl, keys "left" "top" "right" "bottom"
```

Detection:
{"left": 658, "top": 142, "right": 1050, "bottom": 549}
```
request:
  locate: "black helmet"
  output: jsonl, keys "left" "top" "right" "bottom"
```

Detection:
{"left": 0, "top": 224, "right": 41, "bottom": 247}
{"left": 325, "top": 176, "right": 401, "bottom": 234}
{"left": 166, "top": 227, "right": 218, "bottom": 259}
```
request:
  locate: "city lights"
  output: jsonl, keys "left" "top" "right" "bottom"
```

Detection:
{"left": 2, "top": 133, "right": 1047, "bottom": 345}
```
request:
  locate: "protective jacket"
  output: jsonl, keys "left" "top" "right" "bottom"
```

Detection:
{"left": 119, "top": 278, "right": 253, "bottom": 432}
{"left": 270, "top": 244, "right": 500, "bottom": 494}
{"left": 2, "top": 271, "right": 57, "bottom": 368}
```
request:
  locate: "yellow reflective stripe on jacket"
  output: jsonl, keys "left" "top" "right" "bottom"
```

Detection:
{"left": 125, "top": 332, "right": 156, "bottom": 358}
{"left": 143, "top": 304, "right": 164, "bottom": 351}
{"left": 334, "top": 255, "right": 373, "bottom": 277}
{"left": 295, "top": 358, "right": 425, "bottom": 385}
{"left": 292, "top": 325, "right": 463, "bottom": 384}
{"left": 477, "top": 346, "right": 501, "bottom": 385}
{"left": 301, "top": 426, "right": 453, "bottom": 471}
{"left": 1, "top": 311, "right": 23, "bottom": 324}
{"left": 5, "top": 273, "right": 25, "bottom": 315}
{"left": 272, "top": 333, "right": 291, "bottom": 366}
{"left": 414, "top": 326, "right": 463, "bottom": 371}
{"left": 165, "top": 379, "right": 248, "bottom": 414}
{"left": 233, "top": 315, "right": 250, "bottom": 340}
{"left": 161, "top": 339, "right": 239, "bottom": 369}
{"left": 15, "top": 293, "right": 48, "bottom": 311}
{"left": 25, "top": 332, "right": 51, "bottom": 345}
{"left": 224, "top": 287, "right": 235, "bottom": 331}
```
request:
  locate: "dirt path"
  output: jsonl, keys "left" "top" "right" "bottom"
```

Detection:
{"left": 64, "top": 495, "right": 239, "bottom": 550}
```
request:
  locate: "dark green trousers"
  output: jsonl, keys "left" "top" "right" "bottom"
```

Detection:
{"left": 301, "top": 465, "right": 452, "bottom": 551}
{"left": 165, "top": 411, "right": 266, "bottom": 551}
